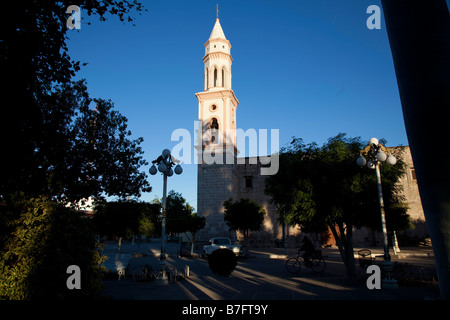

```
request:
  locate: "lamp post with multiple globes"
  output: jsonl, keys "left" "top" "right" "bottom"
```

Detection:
{"left": 356, "top": 137, "right": 398, "bottom": 288}
{"left": 149, "top": 149, "right": 183, "bottom": 280}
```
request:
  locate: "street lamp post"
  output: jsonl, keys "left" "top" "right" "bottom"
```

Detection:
{"left": 149, "top": 149, "right": 183, "bottom": 280}
{"left": 356, "top": 137, "right": 398, "bottom": 289}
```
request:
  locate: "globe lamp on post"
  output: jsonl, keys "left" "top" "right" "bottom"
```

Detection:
{"left": 356, "top": 137, "right": 398, "bottom": 289}
{"left": 149, "top": 149, "right": 182, "bottom": 281}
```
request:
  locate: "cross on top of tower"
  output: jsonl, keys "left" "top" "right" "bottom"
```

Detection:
{"left": 216, "top": 4, "right": 219, "bottom": 20}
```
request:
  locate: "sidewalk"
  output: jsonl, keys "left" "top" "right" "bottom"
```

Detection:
{"left": 248, "top": 245, "right": 435, "bottom": 259}
{"left": 100, "top": 241, "right": 440, "bottom": 300}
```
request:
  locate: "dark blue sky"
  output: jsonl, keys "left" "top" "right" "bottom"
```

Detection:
{"left": 67, "top": 0, "right": 431, "bottom": 208}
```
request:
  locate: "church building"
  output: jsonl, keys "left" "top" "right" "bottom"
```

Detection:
{"left": 195, "top": 14, "right": 428, "bottom": 248}
{"left": 194, "top": 14, "right": 280, "bottom": 242}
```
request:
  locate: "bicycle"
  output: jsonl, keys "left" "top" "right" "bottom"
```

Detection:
{"left": 286, "top": 249, "right": 326, "bottom": 273}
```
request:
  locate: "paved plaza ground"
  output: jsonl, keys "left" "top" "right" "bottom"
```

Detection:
{"left": 99, "top": 240, "right": 440, "bottom": 301}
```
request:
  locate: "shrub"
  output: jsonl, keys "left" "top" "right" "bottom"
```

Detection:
{"left": 207, "top": 248, "right": 237, "bottom": 277}
{"left": 0, "top": 195, "right": 105, "bottom": 299}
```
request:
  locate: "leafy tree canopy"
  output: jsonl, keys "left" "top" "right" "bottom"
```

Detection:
{"left": 0, "top": 1, "right": 149, "bottom": 202}
{"left": 0, "top": 0, "right": 148, "bottom": 299}
{"left": 265, "top": 133, "right": 411, "bottom": 276}
{"left": 35, "top": 80, "right": 150, "bottom": 203}
{"left": 265, "top": 133, "right": 410, "bottom": 233}
{"left": 157, "top": 191, "right": 206, "bottom": 237}
{"left": 223, "top": 198, "right": 267, "bottom": 240}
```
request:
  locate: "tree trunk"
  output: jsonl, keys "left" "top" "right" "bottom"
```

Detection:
{"left": 117, "top": 236, "right": 122, "bottom": 252}
{"left": 243, "top": 229, "right": 249, "bottom": 256}
{"left": 381, "top": 0, "right": 450, "bottom": 299}
{"left": 345, "top": 224, "right": 356, "bottom": 276}
{"left": 282, "top": 220, "right": 288, "bottom": 253}
{"left": 329, "top": 223, "right": 356, "bottom": 277}
{"left": 190, "top": 232, "right": 196, "bottom": 256}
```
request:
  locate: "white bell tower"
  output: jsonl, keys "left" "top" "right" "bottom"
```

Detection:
{"left": 196, "top": 10, "right": 240, "bottom": 239}
{"left": 195, "top": 11, "right": 239, "bottom": 164}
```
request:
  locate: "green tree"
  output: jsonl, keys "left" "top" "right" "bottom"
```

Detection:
{"left": 178, "top": 213, "right": 207, "bottom": 256}
{"left": 160, "top": 191, "right": 206, "bottom": 254}
{"left": 264, "top": 138, "right": 322, "bottom": 231}
{"left": 165, "top": 191, "right": 195, "bottom": 235}
{"left": 223, "top": 198, "right": 267, "bottom": 253}
{"left": 0, "top": 1, "right": 147, "bottom": 200}
{"left": 0, "top": 195, "right": 105, "bottom": 299}
{"left": 1, "top": 1, "right": 151, "bottom": 208}
{"left": 265, "top": 133, "right": 411, "bottom": 276}
{"left": 0, "top": 1, "right": 148, "bottom": 300}
{"left": 93, "top": 200, "right": 156, "bottom": 251}
{"left": 29, "top": 80, "right": 151, "bottom": 204}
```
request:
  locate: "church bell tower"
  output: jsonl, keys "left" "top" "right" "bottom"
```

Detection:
{"left": 196, "top": 9, "right": 240, "bottom": 239}
{"left": 195, "top": 11, "right": 239, "bottom": 162}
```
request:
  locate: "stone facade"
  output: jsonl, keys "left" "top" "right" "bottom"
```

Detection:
{"left": 392, "top": 146, "right": 425, "bottom": 222}
{"left": 234, "top": 157, "right": 299, "bottom": 245}
{"left": 197, "top": 154, "right": 302, "bottom": 245}
{"left": 197, "top": 161, "right": 240, "bottom": 240}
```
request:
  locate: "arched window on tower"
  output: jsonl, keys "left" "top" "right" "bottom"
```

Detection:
{"left": 222, "top": 68, "right": 225, "bottom": 87}
{"left": 214, "top": 68, "right": 218, "bottom": 87}
{"left": 206, "top": 67, "right": 209, "bottom": 90}
{"left": 209, "top": 117, "right": 219, "bottom": 144}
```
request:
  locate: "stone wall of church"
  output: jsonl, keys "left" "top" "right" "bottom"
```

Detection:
{"left": 235, "top": 158, "right": 280, "bottom": 245}
{"left": 197, "top": 161, "right": 240, "bottom": 241}
{"left": 234, "top": 157, "right": 302, "bottom": 247}
{"left": 385, "top": 146, "right": 428, "bottom": 244}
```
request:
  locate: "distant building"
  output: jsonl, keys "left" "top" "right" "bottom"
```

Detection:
{"left": 195, "top": 16, "right": 427, "bottom": 247}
